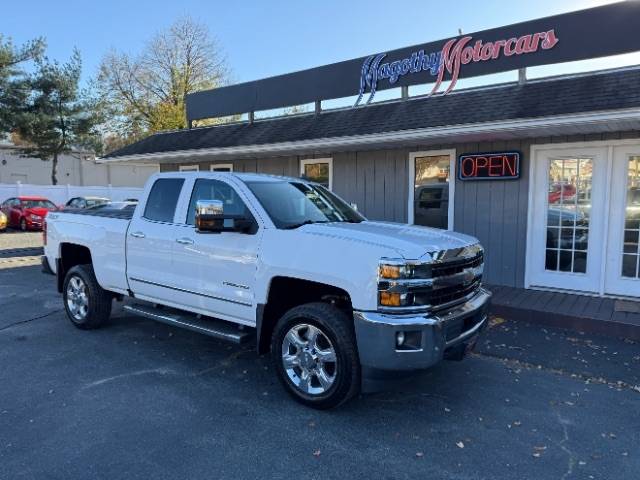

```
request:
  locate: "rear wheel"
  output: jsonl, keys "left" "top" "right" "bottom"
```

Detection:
{"left": 63, "top": 264, "right": 112, "bottom": 329}
{"left": 272, "top": 302, "right": 360, "bottom": 409}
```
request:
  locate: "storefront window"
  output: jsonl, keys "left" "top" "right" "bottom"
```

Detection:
{"left": 545, "top": 158, "right": 592, "bottom": 273}
{"left": 301, "top": 159, "right": 332, "bottom": 189}
{"left": 414, "top": 155, "right": 450, "bottom": 229}
{"left": 622, "top": 156, "right": 640, "bottom": 278}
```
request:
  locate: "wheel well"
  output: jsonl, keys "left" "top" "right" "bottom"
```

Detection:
{"left": 257, "top": 277, "right": 352, "bottom": 354}
{"left": 57, "top": 243, "right": 92, "bottom": 292}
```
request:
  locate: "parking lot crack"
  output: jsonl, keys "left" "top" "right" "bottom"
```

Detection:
{"left": 0, "top": 309, "right": 62, "bottom": 332}
{"left": 552, "top": 412, "right": 577, "bottom": 480}
{"left": 82, "top": 368, "right": 176, "bottom": 389}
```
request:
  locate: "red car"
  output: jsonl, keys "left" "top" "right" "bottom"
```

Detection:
{"left": 0, "top": 196, "right": 58, "bottom": 231}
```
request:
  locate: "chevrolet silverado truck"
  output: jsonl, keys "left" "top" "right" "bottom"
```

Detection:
{"left": 43, "top": 172, "right": 491, "bottom": 409}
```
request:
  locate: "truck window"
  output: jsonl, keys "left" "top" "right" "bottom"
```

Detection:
{"left": 186, "top": 179, "right": 249, "bottom": 225}
{"left": 143, "top": 178, "right": 184, "bottom": 223}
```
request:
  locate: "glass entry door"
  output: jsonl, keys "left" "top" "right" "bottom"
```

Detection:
{"left": 604, "top": 147, "right": 640, "bottom": 296}
{"left": 410, "top": 151, "right": 454, "bottom": 230}
{"left": 528, "top": 147, "right": 608, "bottom": 293}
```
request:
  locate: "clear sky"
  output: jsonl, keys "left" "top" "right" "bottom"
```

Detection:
{"left": 3, "top": 0, "right": 639, "bottom": 93}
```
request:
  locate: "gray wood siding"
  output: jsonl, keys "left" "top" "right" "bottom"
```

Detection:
{"left": 157, "top": 130, "right": 640, "bottom": 288}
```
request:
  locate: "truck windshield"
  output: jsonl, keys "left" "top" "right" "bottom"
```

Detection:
{"left": 246, "top": 181, "right": 365, "bottom": 229}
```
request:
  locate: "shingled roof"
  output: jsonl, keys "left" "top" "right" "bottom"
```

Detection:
{"left": 104, "top": 66, "right": 640, "bottom": 160}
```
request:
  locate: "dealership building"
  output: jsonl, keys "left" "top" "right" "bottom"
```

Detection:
{"left": 103, "top": 2, "right": 640, "bottom": 334}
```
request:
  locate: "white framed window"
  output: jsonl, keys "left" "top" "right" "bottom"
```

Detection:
{"left": 300, "top": 158, "right": 333, "bottom": 190}
{"left": 179, "top": 165, "right": 199, "bottom": 172}
{"left": 408, "top": 149, "right": 456, "bottom": 230}
{"left": 210, "top": 163, "right": 234, "bottom": 172}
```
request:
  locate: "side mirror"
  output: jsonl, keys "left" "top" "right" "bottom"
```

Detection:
{"left": 350, "top": 202, "right": 358, "bottom": 212}
{"left": 194, "top": 199, "right": 252, "bottom": 233}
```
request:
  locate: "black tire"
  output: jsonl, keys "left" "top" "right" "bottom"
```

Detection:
{"left": 271, "top": 302, "right": 360, "bottom": 409}
{"left": 63, "top": 264, "right": 112, "bottom": 330}
{"left": 20, "top": 218, "right": 27, "bottom": 231}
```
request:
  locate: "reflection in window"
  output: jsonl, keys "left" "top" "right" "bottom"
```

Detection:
{"left": 302, "top": 162, "right": 330, "bottom": 188}
{"left": 414, "top": 155, "right": 450, "bottom": 229}
{"left": 622, "top": 156, "right": 640, "bottom": 278}
{"left": 545, "top": 158, "right": 592, "bottom": 273}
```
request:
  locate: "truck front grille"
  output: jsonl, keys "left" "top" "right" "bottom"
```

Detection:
{"left": 415, "top": 278, "right": 482, "bottom": 309}
{"left": 431, "top": 252, "right": 483, "bottom": 278}
{"left": 377, "top": 245, "right": 484, "bottom": 312}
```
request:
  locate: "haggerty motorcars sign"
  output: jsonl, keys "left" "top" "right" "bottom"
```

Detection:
{"left": 355, "top": 29, "right": 559, "bottom": 106}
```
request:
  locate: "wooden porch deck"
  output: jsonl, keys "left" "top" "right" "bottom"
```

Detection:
{"left": 486, "top": 284, "right": 640, "bottom": 341}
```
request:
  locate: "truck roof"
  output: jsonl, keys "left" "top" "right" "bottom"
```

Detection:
{"left": 155, "top": 171, "right": 313, "bottom": 184}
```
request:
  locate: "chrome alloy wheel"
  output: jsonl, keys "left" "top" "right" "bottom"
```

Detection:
{"left": 66, "top": 276, "right": 89, "bottom": 321}
{"left": 281, "top": 323, "right": 337, "bottom": 395}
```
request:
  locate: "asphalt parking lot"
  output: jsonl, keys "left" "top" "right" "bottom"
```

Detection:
{"left": 0, "top": 231, "right": 638, "bottom": 480}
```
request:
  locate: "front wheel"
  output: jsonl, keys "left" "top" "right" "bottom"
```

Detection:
{"left": 20, "top": 218, "right": 27, "bottom": 231}
{"left": 272, "top": 302, "right": 360, "bottom": 409}
{"left": 63, "top": 264, "right": 112, "bottom": 329}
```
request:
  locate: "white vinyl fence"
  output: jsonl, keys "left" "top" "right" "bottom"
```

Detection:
{"left": 0, "top": 182, "right": 144, "bottom": 206}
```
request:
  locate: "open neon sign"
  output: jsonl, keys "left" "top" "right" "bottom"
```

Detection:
{"left": 458, "top": 152, "right": 520, "bottom": 181}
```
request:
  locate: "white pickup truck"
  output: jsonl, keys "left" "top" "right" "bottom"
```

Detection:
{"left": 43, "top": 172, "right": 491, "bottom": 408}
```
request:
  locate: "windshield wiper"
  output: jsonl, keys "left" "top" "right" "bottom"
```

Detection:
{"left": 282, "top": 220, "right": 329, "bottom": 230}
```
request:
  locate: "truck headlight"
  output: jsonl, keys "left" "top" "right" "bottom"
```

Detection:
{"left": 30, "top": 214, "right": 42, "bottom": 220}
{"left": 378, "top": 259, "right": 430, "bottom": 280}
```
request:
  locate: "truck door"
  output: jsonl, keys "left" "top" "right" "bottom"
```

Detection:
{"left": 170, "top": 177, "right": 262, "bottom": 325}
{"left": 126, "top": 177, "right": 186, "bottom": 303}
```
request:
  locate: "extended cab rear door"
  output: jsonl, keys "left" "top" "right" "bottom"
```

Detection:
{"left": 126, "top": 177, "right": 186, "bottom": 302}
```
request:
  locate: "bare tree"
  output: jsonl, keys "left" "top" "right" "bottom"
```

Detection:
{"left": 96, "top": 16, "right": 228, "bottom": 144}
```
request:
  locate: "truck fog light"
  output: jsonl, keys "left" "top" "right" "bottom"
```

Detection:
{"left": 380, "top": 291, "right": 398, "bottom": 306}
{"left": 396, "top": 331, "right": 423, "bottom": 351}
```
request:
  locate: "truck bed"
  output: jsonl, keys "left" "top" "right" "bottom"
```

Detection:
{"left": 59, "top": 204, "right": 136, "bottom": 220}
{"left": 45, "top": 205, "right": 134, "bottom": 295}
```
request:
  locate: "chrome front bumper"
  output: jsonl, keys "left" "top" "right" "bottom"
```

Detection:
{"left": 353, "top": 288, "right": 491, "bottom": 371}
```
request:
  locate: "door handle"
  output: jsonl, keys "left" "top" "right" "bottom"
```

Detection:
{"left": 176, "top": 237, "right": 194, "bottom": 245}
{"left": 130, "top": 231, "right": 146, "bottom": 238}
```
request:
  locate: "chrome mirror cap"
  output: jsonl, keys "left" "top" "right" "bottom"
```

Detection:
{"left": 195, "top": 199, "right": 224, "bottom": 232}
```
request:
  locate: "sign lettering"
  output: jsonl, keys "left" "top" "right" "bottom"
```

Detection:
{"left": 356, "top": 30, "right": 559, "bottom": 106}
{"left": 458, "top": 152, "right": 520, "bottom": 181}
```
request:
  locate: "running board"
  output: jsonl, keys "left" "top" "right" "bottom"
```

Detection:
{"left": 123, "top": 303, "right": 253, "bottom": 344}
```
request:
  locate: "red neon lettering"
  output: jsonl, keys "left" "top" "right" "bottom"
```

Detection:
{"left": 488, "top": 156, "right": 502, "bottom": 176}
{"left": 475, "top": 156, "right": 488, "bottom": 175}
{"left": 504, "top": 154, "right": 517, "bottom": 176}
{"left": 461, "top": 157, "right": 476, "bottom": 177}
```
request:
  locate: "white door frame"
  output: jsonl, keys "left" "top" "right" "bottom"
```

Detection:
{"left": 526, "top": 139, "right": 640, "bottom": 297}
{"left": 300, "top": 157, "right": 333, "bottom": 190}
{"left": 604, "top": 144, "right": 640, "bottom": 296}
{"left": 408, "top": 149, "right": 456, "bottom": 230}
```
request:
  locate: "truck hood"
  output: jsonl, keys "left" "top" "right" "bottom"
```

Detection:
{"left": 301, "top": 221, "right": 478, "bottom": 259}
